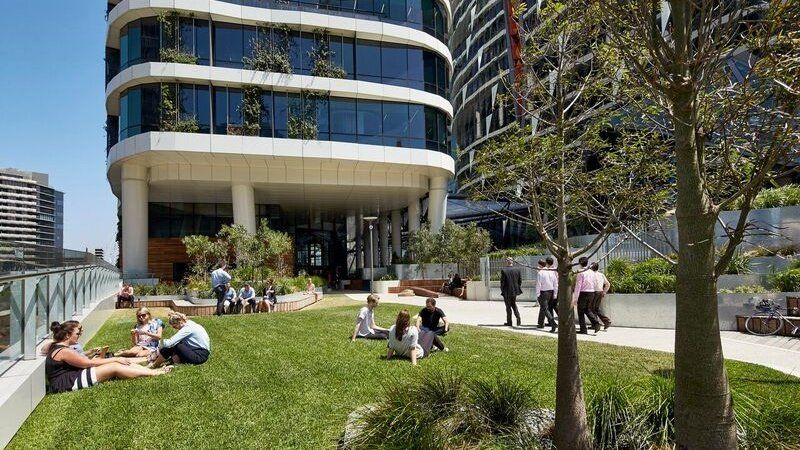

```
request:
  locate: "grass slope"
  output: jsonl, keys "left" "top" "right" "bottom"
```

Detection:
{"left": 9, "top": 297, "right": 799, "bottom": 449}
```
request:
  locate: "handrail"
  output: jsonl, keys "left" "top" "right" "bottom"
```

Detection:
{"left": 0, "top": 264, "right": 119, "bottom": 283}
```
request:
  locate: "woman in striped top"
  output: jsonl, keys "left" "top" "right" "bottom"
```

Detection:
{"left": 45, "top": 321, "right": 170, "bottom": 394}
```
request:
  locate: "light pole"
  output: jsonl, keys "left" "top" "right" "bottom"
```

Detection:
{"left": 363, "top": 216, "right": 378, "bottom": 293}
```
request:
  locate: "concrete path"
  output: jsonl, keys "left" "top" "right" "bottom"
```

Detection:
{"left": 345, "top": 293, "right": 800, "bottom": 377}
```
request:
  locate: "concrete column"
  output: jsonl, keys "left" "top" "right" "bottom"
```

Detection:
{"left": 391, "top": 210, "right": 402, "bottom": 262}
{"left": 408, "top": 198, "right": 421, "bottom": 233}
{"left": 379, "top": 213, "right": 389, "bottom": 267}
{"left": 427, "top": 176, "right": 448, "bottom": 232}
{"left": 121, "top": 164, "right": 148, "bottom": 277}
{"left": 231, "top": 182, "right": 256, "bottom": 234}
{"left": 372, "top": 220, "right": 380, "bottom": 267}
{"left": 356, "top": 212, "right": 364, "bottom": 270}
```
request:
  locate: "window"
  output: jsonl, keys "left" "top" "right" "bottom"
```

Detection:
{"left": 329, "top": 97, "right": 357, "bottom": 141}
{"left": 407, "top": 48, "right": 424, "bottom": 91}
{"left": 382, "top": 102, "right": 409, "bottom": 147}
{"left": 357, "top": 100, "right": 382, "bottom": 145}
{"left": 212, "top": 87, "right": 243, "bottom": 134}
{"left": 381, "top": 44, "right": 408, "bottom": 87}
{"left": 260, "top": 91, "right": 273, "bottom": 138}
{"left": 408, "top": 104, "right": 426, "bottom": 149}
{"left": 356, "top": 41, "right": 381, "bottom": 83}
{"left": 274, "top": 91, "right": 288, "bottom": 138}
{"left": 213, "top": 23, "right": 243, "bottom": 68}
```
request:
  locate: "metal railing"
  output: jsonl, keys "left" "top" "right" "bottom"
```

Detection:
{"left": 0, "top": 240, "right": 118, "bottom": 276}
{"left": 0, "top": 264, "right": 122, "bottom": 375}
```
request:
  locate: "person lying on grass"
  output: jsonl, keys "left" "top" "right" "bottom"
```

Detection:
{"left": 117, "top": 307, "right": 163, "bottom": 358}
{"left": 45, "top": 321, "right": 170, "bottom": 394}
{"left": 386, "top": 310, "right": 436, "bottom": 366}
{"left": 351, "top": 294, "right": 389, "bottom": 341}
{"left": 149, "top": 311, "right": 211, "bottom": 368}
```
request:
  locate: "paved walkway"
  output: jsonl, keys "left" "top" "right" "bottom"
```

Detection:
{"left": 345, "top": 293, "right": 800, "bottom": 377}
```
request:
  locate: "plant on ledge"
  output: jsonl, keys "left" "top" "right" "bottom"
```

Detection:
{"left": 160, "top": 83, "right": 199, "bottom": 132}
{"left": 309, "top": 28, "right": 346, "bottom": 79}
{"left": 157, "top": 11, "right": 199, "bottom": 65}
{"left": 240, "top": 85, "right": 262, "bottom": 136}
{"left": 243, "top": 23, "right": 292, "bottom": 74}
{"left": 287, "top": 90, "right": 327, "bottom": 140}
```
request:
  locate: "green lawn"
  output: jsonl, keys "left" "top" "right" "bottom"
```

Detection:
{"left": 9, "top": 296, "right": 800, "bottom": 449}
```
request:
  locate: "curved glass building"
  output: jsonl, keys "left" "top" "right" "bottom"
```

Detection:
{"left": 104, "top": 0, "right": 453, "bottom": 280}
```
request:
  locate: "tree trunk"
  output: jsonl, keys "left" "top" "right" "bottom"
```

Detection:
{"left": 554, "top": 261, "right": 592, "bottom": 450}
{"left": 672, "top": 93, "right": 737, "bottom": 449}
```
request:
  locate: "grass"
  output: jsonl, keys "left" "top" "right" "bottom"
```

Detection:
{"left": 9, "top": 295, "right": 800, "bottom": 449}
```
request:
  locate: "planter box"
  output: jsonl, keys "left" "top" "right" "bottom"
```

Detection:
{"left": 602, "top": 292, "right": 800, "bottom": 330}
{"left": 465, "top": 281, "right": 489, "bottom": 301}
{"left": 372, "top": 280, "right": 400, "bottom": 294}
{"left": 392, "top": 264, "right": 458, "bottom": 280}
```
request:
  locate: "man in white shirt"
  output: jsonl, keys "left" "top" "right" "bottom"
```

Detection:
{"left": 590, "top": 262, "right": 612, "bottom": 330}
{"left": 351, "top": 294, "right": 389, "bottom": 341}
{"left": 211, "top": 263, "right": 232, "bottom": 316}
{"left": 573, "top": 257, "right": 601, "bottom": 334}
{"left": 224, "top": 284, "right": 240, "bottom": 314}
{"left": 239, "top": 282, "right": 257, "bottom": 313}
{"left": 535, "top": 259, "right": 558, "bottom": 333}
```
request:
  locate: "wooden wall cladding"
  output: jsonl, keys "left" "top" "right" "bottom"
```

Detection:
{"left": 148, "top": 238, "right": 188, "bottom": 281}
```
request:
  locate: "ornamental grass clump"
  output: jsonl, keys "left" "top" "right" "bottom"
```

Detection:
{"left": 346, "top": 372, "right": 544, "bottom": 449}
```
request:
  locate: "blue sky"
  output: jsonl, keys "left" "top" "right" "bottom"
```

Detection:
{"left": 0, "top": 2, "right": 119, "bottom": 262}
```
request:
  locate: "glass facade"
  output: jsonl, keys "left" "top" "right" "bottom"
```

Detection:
{"left": 200, "top": 0, "right": 446, "bottom": 43}
{"left": 111, "top": 18, "right": 449, "bottom": 98}
{"left": 119, "top": 83, "right": 451, "bottom": 153}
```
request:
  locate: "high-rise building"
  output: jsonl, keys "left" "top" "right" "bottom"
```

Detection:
{"left": 0, "top": 168, "right": 65, "bottom": 269}
{"left": 450, "top": 0, "right": 518, "bottom": 193}
{"left": 104, "top": 0, "right": 454, "bottom": 280}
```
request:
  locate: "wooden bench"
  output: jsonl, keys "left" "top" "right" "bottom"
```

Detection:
{"left": 388, "top": 279, "right": 449, "bottom": 298}
{"left": 131, "top": 290, "right": 322, "bottom": 317}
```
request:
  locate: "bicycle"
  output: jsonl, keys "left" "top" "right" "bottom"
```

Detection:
{"left": 744, "top": 298, "right": 800, "bottom": 337}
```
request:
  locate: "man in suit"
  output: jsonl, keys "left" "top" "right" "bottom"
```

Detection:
{"left": 500, "top": 257, "right": 523, "bottom": 326}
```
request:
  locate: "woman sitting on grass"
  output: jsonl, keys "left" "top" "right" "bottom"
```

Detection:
{"left": 117, "top": 307, "right": 163, "bottom": 357}
{"left": 45, "top": 321, "right": 170, "bottom": 394}
{"left": 150, "top": 311, "right": 210, "bottom": 368}
{"left": 387, "top": 310, "right": 435, "bottom": 366}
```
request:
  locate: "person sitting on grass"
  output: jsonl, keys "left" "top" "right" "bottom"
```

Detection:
{"left": 261, "top": 279, "right": 277, "bottom": 312}
{"left": 306, "top": 278, "right": 321, "bottom": 302}
{"left": 387, "top": 309, "right": 435, "bottom": 366}
{"left": 418, "top": 298, "right": 449, "bottom": 352}
{"left": 150, "top": 311, "right": 211, "bottom": 367}
{"left": 224, "top": 284, "right": 240, "bottom": 314}
{"left": 351, "top": 294, "right": 389, "bottom": 341}
{"left": 239, "top": 282, "right": 257, "bottom": 313}
{"left": 117, "top": 307, "right": 163, "bottom": 357}
{"left": 45, "top": 321, "right": 170, "bottom": 394}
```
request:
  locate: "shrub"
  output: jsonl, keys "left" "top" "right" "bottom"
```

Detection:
{"left": 725, "top": 252, "right": 753, "bottom": 275}
{"left": 718, "top": 285, "right": 772, "bottom": 294}
{"left": 771, "top": 268, "right": 800, "bottom": 292}
{"left": 732, "top": 185, "right": 800, "bottom": 210}
{"left": 377, "top": 272, "right": 397, "bottom": 281}
{"left": 608, "top": 258, "right": 676, "bottom": 293}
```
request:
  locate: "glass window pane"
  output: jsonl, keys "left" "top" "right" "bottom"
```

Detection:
{"left": 423, "top": 51, "right": 437, "bottom": 94}
{"left": 407, "top": 48, "right": 424, "bottom": 89}
{"left": 228, "top": 89, "right": 243, "bottom": 130}
{"left": 300, "top": 32, "right": 315, "bottom": 75}
{"left": 179, "top": 84, "right": 195, "bottom": 122}
{"left": 196, "top": 85, "right": 210, "bottom": 133}
{"left": 389, "top": 0, "right": 406, "bottom": 21}
{"left": 242, "top": 25, "right": 257, "bottom": 62}
{"left": 196, "top": 19, "right": 210, "bottom": 65}
{"left": 214, "top": 88, "right": 227, "bottom": 134}
{"left": 120, "top": 26, "right": 129, "bottom": 69}
{"left": 289, "top": 31, "right": 303, "bottom": 74}
{"left": 213, "top": 23, "right": 243, "bottom": 69}
{"left": 357, "top": 100, "right": 382, "bottom": 145}
{"left": 424, "top": 106, "right": 438, "bottom": 150}
{"left": 330, "top": 97, "right": 357, "bottom": 136}
{"left": 142, "top": 84, "right": 160, "bottom": 133}
{"left": 341, "top": 37, "right": 355, "bottom": 79}
{"left": 314, "top": 95, "right": 330, "bottom": 140}
{"left": 179, "top": 18, "right": 194, "bottom": 56}
{"left": 356, "top": 40, "right": 381, "bottom": 83}
{"left": 260, "top": 91, "right": 273, "bottom": 137}
{"left": 382, "top": 102, "right": 408, "bottom": 137}
{"left": 407, "top": 0, "right": 422, "bottom": 24}
{"left": 141, "top": 17, "right": 159, "bottom": 63}
{"left": 119, "top": 92, "right": 129, "bottom": 139}
{"left": 128, "top": 21, "right": 142, "bottom": 64}
{"left": 381, "top": 44, "right": 407, "bottom": 86}
{"left": 274, "top": 91, "right": 288, "bottom": 138}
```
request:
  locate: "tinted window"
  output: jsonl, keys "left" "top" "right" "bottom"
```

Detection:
{"left": 274, "top": 91, "right": 288, "bottom": 138}
{"left": 357, "top": 100, "right": 382, "bottom": 145}
{"left": 383, "top": 102, "right": 409, "bottom": 146}
{"left": 356, "top": 41, "right": 381, "bottom": 83}
{"left": 195, "top": 20, "right": 210, "bottom": 65}
{"left": 214, "top": 23, "right": 243, "bottom": 68}
{"left": 196, "top": 85, "right": 210, "bottom": 133}
{"left": 381, "top": 45, "right": 408, "bottom": 87}
{"left": 260, "top": 91, "right": 273, "bottom": 138}
{"left": 330, "top": 97, "right": 357, "bottom": 141}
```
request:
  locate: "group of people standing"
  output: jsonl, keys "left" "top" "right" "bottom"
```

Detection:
{"left": 500, "top": 256, "right": 612, "bottom": 334}
{"left": 45, "top": 308, "right": 211, "bottom": 394}
{"left": 351, "top": 294, "right": 450, "bottom": 365}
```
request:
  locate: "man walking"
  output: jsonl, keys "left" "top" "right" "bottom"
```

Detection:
{"left": 211, "top": 262, "right": 232, "bottom": 316}
{"left": 573, "top": 257, "right": 601, "bottom": 334}
{"left": 500, "top": 257, "right": 523, "bottom": 327}
{"left": 545, "top": 257, "right": 559, "bottom": 323}
{"left": 535, "top": 259, "right": 558, "bottom": 333}
{"left": 590, "top": 262, "right": 612, "bottom": 330}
